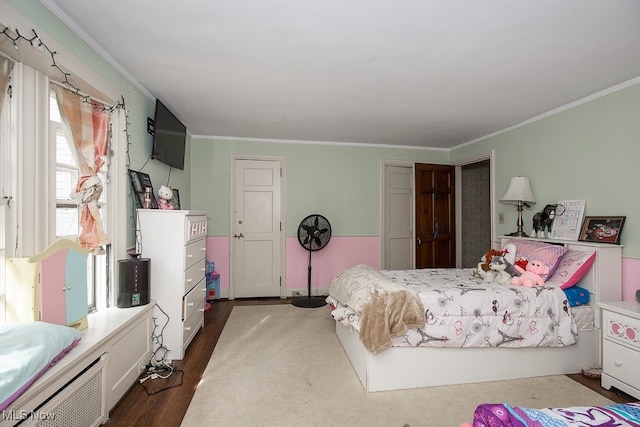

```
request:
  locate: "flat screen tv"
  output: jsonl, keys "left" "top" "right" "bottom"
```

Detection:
{"left": 152, "top": 99, "right": 186, "bottom": 170}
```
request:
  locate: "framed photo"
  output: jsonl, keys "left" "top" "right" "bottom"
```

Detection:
{"left": 550, "top": 199, "right": 586, "bottom": 240}
{"left": 129, "top": 169, "right": 158, "bottom": 209}
{"left": 169, "top": 189, "right": 180, "bottom": 210}
{"left": 579, "top": 216, "right": 625, "bottom": 244}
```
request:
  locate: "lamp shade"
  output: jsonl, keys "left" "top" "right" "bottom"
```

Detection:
{"left": 500, "top": 176, "right": 535, "bottom": 204}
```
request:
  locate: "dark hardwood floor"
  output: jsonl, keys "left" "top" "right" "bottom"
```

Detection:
{"left": 105, "top": 298, "right": 636, "bottom": 426}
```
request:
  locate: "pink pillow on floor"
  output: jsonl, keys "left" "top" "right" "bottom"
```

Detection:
{"left": 546, "top": 249, "right": 596, "bottom": 289}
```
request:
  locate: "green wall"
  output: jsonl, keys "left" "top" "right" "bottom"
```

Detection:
{"left": 190, "top": 139, "right": 448, "bottom": 236}
{"left": 5, "top": 0, "right": 193, "bottom": 248}
{"left": 452, "top": 82, "right": 640, "bottom": 256}
{"left": 8, "top": 0, "right": 640, "bottom": 256}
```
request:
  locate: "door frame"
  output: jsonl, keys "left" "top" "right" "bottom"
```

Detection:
{"left": 451, "top": 149, "right": 495, "bottom": 267}
{"left": 380, "top": 160, "right": 415, "bottom": 270}
{"left": 228, "top": 154, "right": 287, "bottom": 299}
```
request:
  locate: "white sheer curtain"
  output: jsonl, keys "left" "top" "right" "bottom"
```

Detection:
{"left": 52, "top": 85, "right": 110, "bottom": 249}
{"left": 0, "top": 56, "right": 14, "bottom": 117}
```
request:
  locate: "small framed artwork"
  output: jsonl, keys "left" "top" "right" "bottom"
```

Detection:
{"left": 169, "top": 189, "right": 181, "bottom": 210}
{"left": 129, "top": 169, "right": 158, "bottom": 209}
{"left": 579, "top": 216, "right": 625, "bottom": 244}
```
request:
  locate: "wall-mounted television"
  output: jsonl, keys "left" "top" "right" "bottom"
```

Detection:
{"left": 152, "top": 99, "right": 186, "bottom": 170}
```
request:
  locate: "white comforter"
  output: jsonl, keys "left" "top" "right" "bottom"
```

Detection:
{"left": 330, "top": 266, "right": 577, "bottom": 349}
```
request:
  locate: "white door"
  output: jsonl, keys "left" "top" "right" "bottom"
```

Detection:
{"left": 232, "top": 159, "right": 283, "bottom": 298}
{"left": 382, "top": 164, "right": 414, "bottom": 270}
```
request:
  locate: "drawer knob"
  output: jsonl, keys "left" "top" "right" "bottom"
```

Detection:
{"left": 185, "top": 326, "right": 191, "bottom": 331}
{"left": 187, "top": 278, "right": 193, "bottom": 283}
{"left": 188, "top": 302, "right": 194, "bottom": 307}
{"left": 188, "top": 254, "right": 193, "bottom": 259}
{"left": 614, "top": 360, "right": 623, "bottom": 367}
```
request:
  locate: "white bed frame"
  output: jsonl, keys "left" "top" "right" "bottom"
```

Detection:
{"left": 335, "top": 237, "right": 622, "bottom": 392}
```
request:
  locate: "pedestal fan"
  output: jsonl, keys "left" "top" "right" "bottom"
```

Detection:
{"left": 292, "top": 214, "right": 331, "bottom": 308}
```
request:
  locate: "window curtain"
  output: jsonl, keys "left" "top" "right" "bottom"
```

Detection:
{"left": 52, "top": 85, "right": 110, "bottom": 249}
{"left": 0, "top": 56, "right": 14, "bottom": 115}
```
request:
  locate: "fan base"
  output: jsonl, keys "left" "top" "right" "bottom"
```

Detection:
{"left": 291, "top": 296, "right": 327, "bottom": 308}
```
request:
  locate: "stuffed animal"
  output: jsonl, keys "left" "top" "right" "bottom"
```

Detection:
{"left": 488, "top": 256, "right": 515, "bottom": 284}
{"left": 478, "top": 248, "right": 504, "bottom": 273}
{"left": 157, "top": 185, "right": 174, "bottom": 210}
{"left": 511, "top": 260, "right": 549, "bottom": 287}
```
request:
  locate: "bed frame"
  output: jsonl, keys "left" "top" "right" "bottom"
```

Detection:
{"left": 335, "top": 237, "right": 622, "bottom": 392}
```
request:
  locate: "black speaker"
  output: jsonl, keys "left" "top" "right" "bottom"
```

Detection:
{"left": 117, "top": 258, "right": 150, "bottom": 308}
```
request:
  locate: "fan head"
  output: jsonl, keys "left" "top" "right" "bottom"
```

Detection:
{"left": 297, "top": 214, "right": 331, "bottom": 251}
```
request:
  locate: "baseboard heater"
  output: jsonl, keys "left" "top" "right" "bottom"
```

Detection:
{"left": 15, "top": 354, "right": 108, "bottom": 427}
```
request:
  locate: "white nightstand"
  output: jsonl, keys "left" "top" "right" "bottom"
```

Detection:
{"left": 599, "top": 301, "right": 640, "bottom": 400}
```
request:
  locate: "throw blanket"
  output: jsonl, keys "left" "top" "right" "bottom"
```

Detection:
{"left": 463, "top": 402, "right": 640, "bottom": 427}
{"left": 329, "top": 265, "right": 425, "bottom": 354}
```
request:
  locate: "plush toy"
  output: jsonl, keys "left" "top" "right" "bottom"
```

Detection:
{"left": 478, "top": 248, "right": 504, "bottom": 273}
{"left": 511, "top": 260, "right": 549, "bottom": 287}
{"left": 488, "top": 256, "right": 515, "bottom": 284}
{"left": 157, "top": 185, "right": 174, "bottom": 210}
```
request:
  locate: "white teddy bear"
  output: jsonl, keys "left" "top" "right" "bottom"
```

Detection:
{"left": 157, "top": 185, "right": 174, "bottom": 210}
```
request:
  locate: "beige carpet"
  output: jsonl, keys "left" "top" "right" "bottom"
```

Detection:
{"left": 181, "top": 304, "right": 613, "bottom": 427}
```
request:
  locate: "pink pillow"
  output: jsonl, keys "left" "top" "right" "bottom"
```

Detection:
{"left": 546, "top": 249, "right": 596, "bottom": 289}
{"left": 504, "top": 239, "right": 567, "bottom": 280}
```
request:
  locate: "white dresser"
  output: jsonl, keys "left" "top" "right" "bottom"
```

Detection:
{"left": 138, "top": 209, "right": 208, "bottom": 360}
{"left": 599, "top": 301, "right": 640, "bottom": 400}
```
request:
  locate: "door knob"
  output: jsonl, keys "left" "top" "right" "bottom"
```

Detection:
{"left": 416, "top": 237, "right": 422, "bottom": 248}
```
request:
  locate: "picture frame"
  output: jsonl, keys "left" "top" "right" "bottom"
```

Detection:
{"left": 578, "top": 216, "right": 625, "bottom": 244}
{"left": 169, "top": 189, "right": 180, "bottom": 210}
{"left": 128, "top": 169, "right": 158, "bottom": 209}
{"left": 549, "top": 199, "right": 586, "bottom": 241}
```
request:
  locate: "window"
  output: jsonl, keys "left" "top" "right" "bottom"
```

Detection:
{"left": 50, "top": 88, "right": 111, "bottom": 312}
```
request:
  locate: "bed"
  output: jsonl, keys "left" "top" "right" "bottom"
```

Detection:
{"left": 461, "top": 401, "right": 640, "bottom": 426}
{"left": 328, "top": 237, "right": 623, "bottom": 392}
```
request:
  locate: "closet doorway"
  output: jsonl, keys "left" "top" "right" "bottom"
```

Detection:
{"left": 381, "top": 153, "right": 492, "bottom": 270}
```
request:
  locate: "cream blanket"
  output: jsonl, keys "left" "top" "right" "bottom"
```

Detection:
{"left": 329, "top": 265, "right": 425, "bottom": 354}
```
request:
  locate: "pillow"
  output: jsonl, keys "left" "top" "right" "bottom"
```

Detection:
{"left": 0, "top": 322, "right": 83, "bottom": 411}
{"left": 563, "top": 286, "right": 591, "bottom": 307}
{"left": 546, "top": 249, "right": 596, "bottom": 289}
{"left": 504, "top": 239, "right": 567, "bottom": 281}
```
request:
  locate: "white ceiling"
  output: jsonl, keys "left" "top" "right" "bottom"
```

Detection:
{"left": 41, "top": 0, "right": 640, "bottom": 149}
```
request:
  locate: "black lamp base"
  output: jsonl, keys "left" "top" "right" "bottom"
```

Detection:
{"left": 291, "top": 296, "right": 327, "bottom": 308}
{"left": 508, "top": 230, "right": 529, "bottom": 237}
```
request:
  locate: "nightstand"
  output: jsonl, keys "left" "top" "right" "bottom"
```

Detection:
{"left": 599, "top": 301, "right": 640, "bottom": 400}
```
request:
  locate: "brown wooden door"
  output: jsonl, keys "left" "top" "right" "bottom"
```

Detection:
{"left": 415, "top": 163, "right": 455, "bottom": 268}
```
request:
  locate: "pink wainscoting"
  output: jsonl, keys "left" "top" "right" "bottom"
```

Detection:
{"left": 622, "top": 257, "right": 640, "bottom": 301}
{"left": 286, "top": 236, "right": 380, "bottom": 291}
{"left": 206, "top": 236, "right": 380, "bottom": 294}
{"left": 207, "top": 235, "right": 639, "bottom": 300}
{"left": 205, "top": 236, "right": 230, "bottom": 291}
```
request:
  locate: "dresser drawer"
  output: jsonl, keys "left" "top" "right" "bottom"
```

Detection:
{"left": 183, "top": 306, "right": 204, "bottom": 350}
{"left": 185, "top": 215, "right": 208, "bottom": 243}
{"left": 184, "top": 239, "right": 206, "bottom": 270}
{"left": 184, "top": 260, "right": 205, "bottom": 295}
{"left": 603, "top": 310, "right": 640, "bottom": 351}
{"left": 183, "top": 282, "right": 206, "bottom": 320}
{"left": 603, "top": 339, "right": 640, "bottom": 391}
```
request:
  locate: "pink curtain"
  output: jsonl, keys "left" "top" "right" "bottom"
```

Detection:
{"left": 52, "top": 85, "right": 110, "bottom": 249}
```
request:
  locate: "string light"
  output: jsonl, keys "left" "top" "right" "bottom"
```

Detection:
{"left": 2, "top": 25, "right": 140, "bottom": 244}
